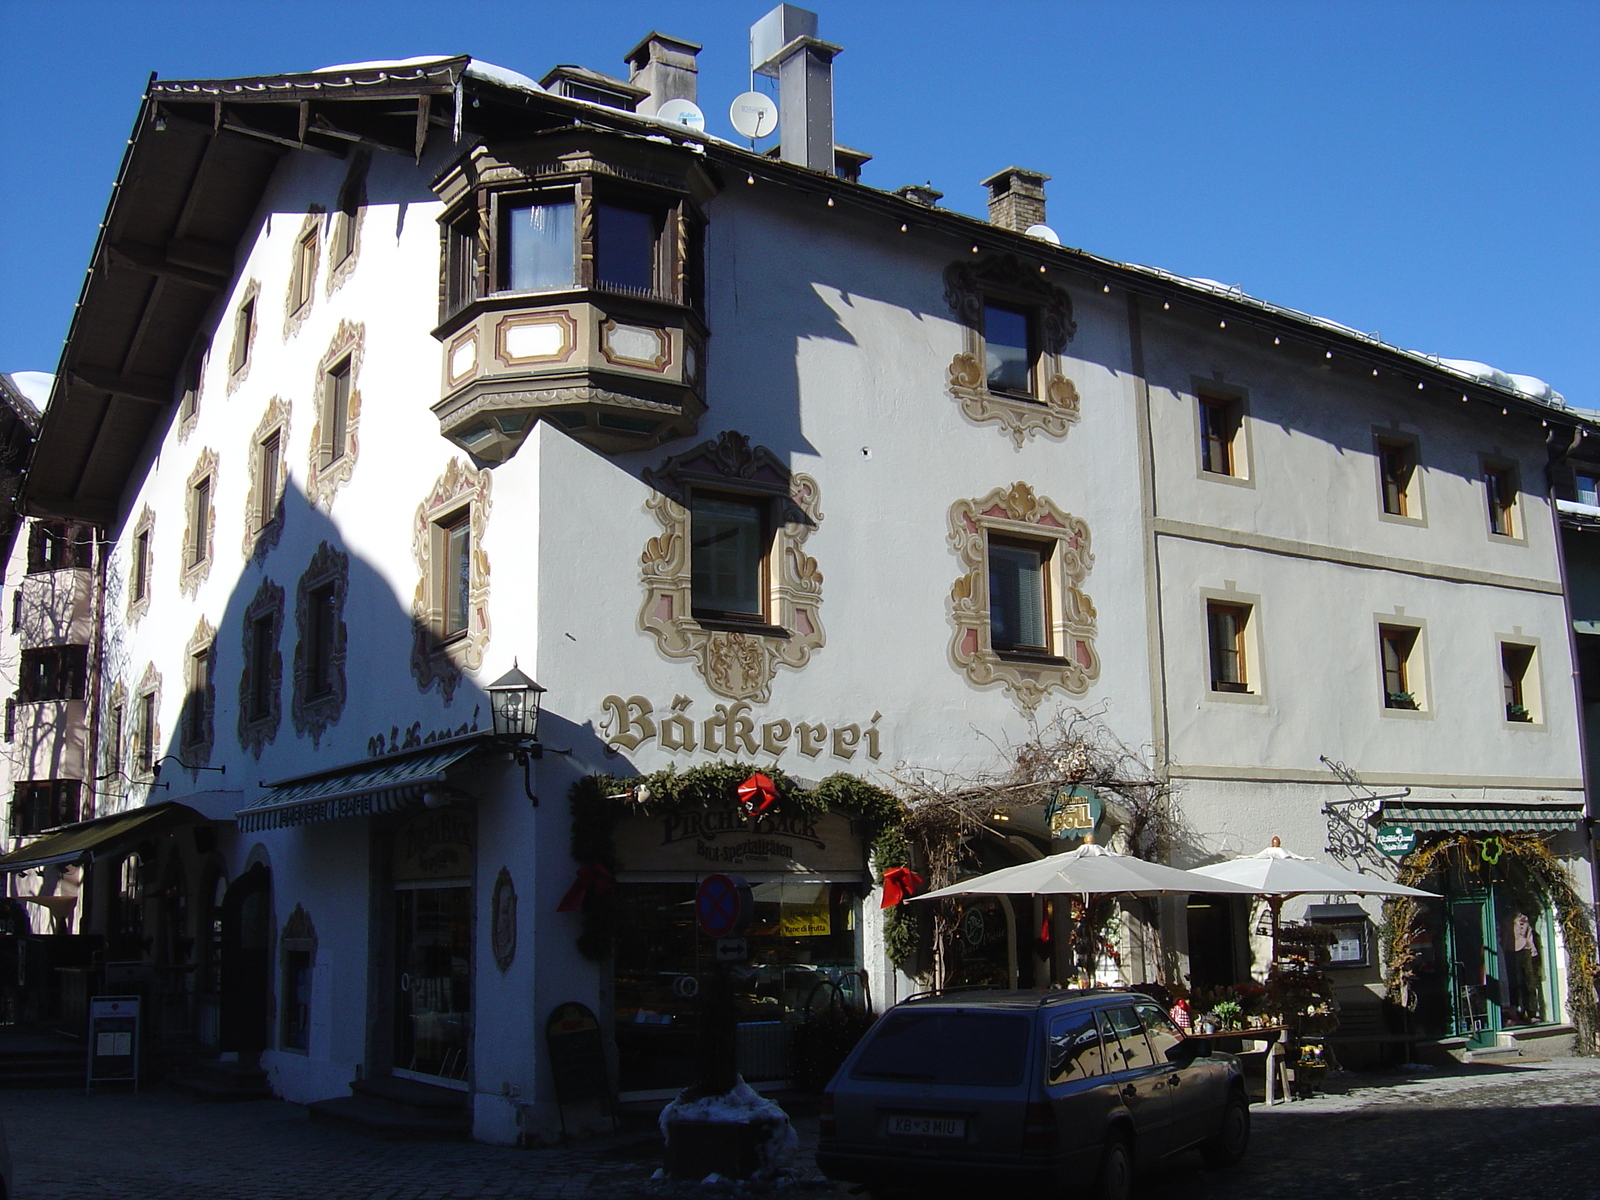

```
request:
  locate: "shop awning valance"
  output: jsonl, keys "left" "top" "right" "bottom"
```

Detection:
{"left": 1373, "top": 802, "right": 1586, "bottom": 835}
{"left": 237, "top": 737, "right": 488, "bottom": 832}
{"left": 0, "top": 802, "right": 204, "bottom": 874}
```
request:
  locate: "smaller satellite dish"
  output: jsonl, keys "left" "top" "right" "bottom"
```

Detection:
{"left": 729, "top": 91, "right": 778, "bottom": 140}
{"left": 655, "top": 99, "right": 705, "bottom": 132}
{"left": 1025, "top": 224, "right": 1061, "bottom": 245}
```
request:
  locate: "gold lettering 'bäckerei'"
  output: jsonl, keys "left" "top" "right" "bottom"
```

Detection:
{"left": 601, "top": 694, "right": 883, "bottom": 761}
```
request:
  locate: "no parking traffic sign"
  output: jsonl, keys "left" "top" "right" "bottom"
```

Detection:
{"left": 695, "top": 873, "right": 752, "bottom": 939}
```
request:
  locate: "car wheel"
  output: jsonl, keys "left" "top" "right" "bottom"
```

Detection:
{"left": 1091, "top": 1132, "right": 1134, "bottom": 1200}
{"left": 1201, "top": 1089, "right": 1251, "bottom": 1168}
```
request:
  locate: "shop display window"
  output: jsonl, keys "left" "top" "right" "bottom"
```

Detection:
{"left": 613, "top": 880, "right": 863, "bottom": 1094}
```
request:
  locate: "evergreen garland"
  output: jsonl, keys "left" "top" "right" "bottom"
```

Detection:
{"left": 1381, "top": 832, "right": 1597, "bottom": 1056}
{"left": 565, "top": 761, "right": 913, "bottom": 965}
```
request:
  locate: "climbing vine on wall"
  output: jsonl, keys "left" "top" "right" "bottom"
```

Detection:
{"left": 1381, "top": 833, "right": 1597, "bottom": 1056}
{"left": 566, "top": 761, "right": 908, "bottom": 963}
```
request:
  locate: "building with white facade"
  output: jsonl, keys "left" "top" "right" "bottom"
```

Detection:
{"left": 4, "top": 7, "right": 1593, "bottom": 1142}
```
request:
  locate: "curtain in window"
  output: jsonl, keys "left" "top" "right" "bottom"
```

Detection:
{"left": 988, "top": 542, "right": 1046, "bottom": 650}
{"left": 507, "top": 201, "right": 574, "bottom": 292}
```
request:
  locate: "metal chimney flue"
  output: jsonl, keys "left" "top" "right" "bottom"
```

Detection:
{"left": 624, "top": 32, "right": 701, "bottom": 116}
{"left": 752, "top": 4, "right": 842, "bottom": 175}
{"left": 982, "top": 167, "right": 1050, "bottom": 233}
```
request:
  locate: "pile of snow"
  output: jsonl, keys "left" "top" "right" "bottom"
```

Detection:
{"left": 659, "top": 1077, "right": 797, "bottom": 1180}
{"left": 312, "top": 56, "right": 544, "bottom": 95}
{"left": 1435, "top": 359, "right": 1562, "bottom": 404}
{"left": 9, "top": 372, "right": 52, "bottom": 408}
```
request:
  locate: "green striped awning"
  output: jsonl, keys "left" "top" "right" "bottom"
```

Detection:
{"left": 0, "top": 802, "right": 203, "bottom": 873}
{"left": 237, "top": 738, "right": 487, "bottom": 832}
{"left": 1374, "top": 802, "right": 1585, "bottom": 835}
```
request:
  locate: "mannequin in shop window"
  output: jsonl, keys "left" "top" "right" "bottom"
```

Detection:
{"left": 1506, "top": 909, "right": 1544, "bottom": 1026}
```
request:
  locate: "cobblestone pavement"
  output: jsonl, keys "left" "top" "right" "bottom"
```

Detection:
{"left": 3, "top": 1058, "right": 1598, "bottom": 1199}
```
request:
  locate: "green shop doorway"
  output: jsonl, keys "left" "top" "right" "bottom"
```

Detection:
{"left": 390, "top": 808, "right": 474, "bottom": 1086}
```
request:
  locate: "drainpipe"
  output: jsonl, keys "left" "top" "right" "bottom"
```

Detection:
{"left": 1545, "top": 423, "right": 1600, "bottom": 941}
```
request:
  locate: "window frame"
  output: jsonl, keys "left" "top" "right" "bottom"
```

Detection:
{"left": 594, "top": 196, "right": 668, "bottom": 300}
{"left": 432, "top": 506, "right": 474, "bottom": 645}
{"left": 291, "top": 224, "right": 319, "bottom": 316}
{"left": 1499, "top": 638, "right": 1544, "bottom": 729}
{"left": 491, "top": 184, "right": 581, "bottom": 298}
{"left": 183, "top": 640, "right": 214, "bottom": 752}
{"left": 985, "top": 532, "right": 1055, "bottom": 658}
{"left": 1376, "top": 618, "right": 1430, "bottom": 717}
{"left": 689, "top": 488, "right": 776, "bottom": 628}
{"left": 1374, "top": 432, "right": 1426, "bottom": 525}
{"left": 17, "top": 645, "right": 88, "bottom": 703}
{"left": 1194, "top": 385, "right": 1252, "bottom": 486}
{"left": 1481, "top": 458, "right": 1524, "bottom": 543}
{"left": 980, "top": 298, "right": 1040, "bottom": 401}
{"left": 320, "top": 359, "right": 353, "bottom": 471}
{"left": 230, "top": 293, "right": 256, "bottom": 377}
{"left": 135, "top": 688, "right": 157, "bottom": 776}
{"left": 189, "top": 474, "right": 212, "bottom": 569}
{"left": 9, "top": 780, "right": 81, "bottom": 837}
{"left": 1203, "top": 595, "right": 1262, "bottom": 701}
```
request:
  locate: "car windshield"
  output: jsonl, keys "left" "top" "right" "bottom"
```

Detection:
{"left": 852, "top": 1009, "right": 1031, "bottom": 1087}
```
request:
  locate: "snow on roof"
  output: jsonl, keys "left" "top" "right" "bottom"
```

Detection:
{"left": 312, "top": 55, "right": 544, "bottom": 96}
{"left": 9, "top": 372, "right": 53, "bottom": 409}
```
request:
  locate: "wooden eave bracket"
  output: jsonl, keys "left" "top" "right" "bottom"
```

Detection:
{"left": 106, "top": 240, "right": 228, "bottom": 292}
{"left": 67, "top": 366, "right": 172, "bottom": 406}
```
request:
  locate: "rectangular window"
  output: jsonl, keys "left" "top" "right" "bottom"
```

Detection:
{"left": 230, "top": 297, "right": 254, "bottom": 375}
{"left": 190, "top": 477, "right": 211, "bottom": 567}
{"left": 292, "top": 228, "right": 317, "bottom": 313}
{"left": 988, "top": 537, "right": 1050, "bottom": 654}
{"left": 596, "top": 203, "right": 659, "bottom": 296}
{"left": 28, "top": 522, "right": 93, "bottom": 574}
{"left": 1379, "top": 625, "right": 1420, "bottom": 709}
{"left": 1199, "top": 396, "right": 1242, "bottom": 477}
{"left": 136, "top": 691, "right": 156, "bottom": 773}
{"left": 133, "top": 529, "right": 150, "bottom": 602}
{"left": 1577, "top": 473, "right": 1600, "bottom": 507}
{"left": 10, "top": 590, "right": 19, "bottom": 634}
{"left": 249, "top": 615, "right": 274, "bottom": 720}
{"left": 983, "top": 301, "right": 1034, "bottom": 396}
{"left": 691, "top": 493, "right": 767, "bottom": 620}
{"left": 442, "top": 514, "right": 471, "bottom": 639}
{"left": 258, "top": 431, "right": 281, "bottom": 529}
{"left": 10, "top": 781, "right": 81, "bottom": 837}
{"left": 1047, "top": 1010, "right": 1105, "bottom": 1085}
{"left": 1207, "top": 602, "right": 1250, "bottom": 692}
{"left": 308, "top": 582, "right": 337, "bottom": 696}
{"left": 446, "top": 212, "right": 480, "bottom": 311}
{"left": 505, "top": 199, "right": 575, "bottom": 292}
{"left": 18, "top": 645, "right": 88, "bottom": 702}
{"left": 4, "top": 698, "right": 13, "bottom": 743}
{"left": 185, "top": 645, "right": 210, "bottom": 747}
{"left": 322, "top": 363, "right": 351, "bottom": 468}
{"left": 1502, "top": 643, "right": 1536, "bottom": 723}
{"left": 1377, "top": 438, "right": 1417, "bottom": 517}
{"left": 1485, "top": 465, "right": 1517, "bottom": 537}
{"left": 178, "top": 343, "right": 204, "bottom": 423}
{"left": 109, "top": 704, "right": 124, "bottom": 778}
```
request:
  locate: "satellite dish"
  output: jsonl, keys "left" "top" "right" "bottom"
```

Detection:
{"left": 655, "top": 99, "right": 706, "bottom": 132}
{"left": 1025, "top": 224, "right": 1061, "bottom": 245}
{"left": 729, "top": 91, "right": 778, "bottom": 140}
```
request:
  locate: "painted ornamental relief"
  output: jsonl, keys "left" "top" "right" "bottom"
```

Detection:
{"left": 306, "top": 320, "right": 364, "bottom": 511}
{"left": 638, "top": 431, "right": 824, "bottom": 703}
{"left": 944, "top": 254, "right": 1081, "bottom": 446}
{"left": 243, "top": 395, "right": 291, "bottom": 562}
{"left": 949, "top": 482, "right": 1100, "bottom": 712}
{"left": 410, "top": 458, "right": 492, "bottom": 703}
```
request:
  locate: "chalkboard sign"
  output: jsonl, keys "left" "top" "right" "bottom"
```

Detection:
{"left": 87, "top": 995, "right": 140, "bottom": 1091}
{"left": 546, "top": 1001, "right": 608, "bottom": 1103}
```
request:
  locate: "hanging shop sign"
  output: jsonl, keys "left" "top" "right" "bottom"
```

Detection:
{"left": 614, "top": 806, "right": 863, "bottom": 875}
{"left": 1046, "top": 785, "right": 1103, "bottom": 840}
{"left": 1375, "top": 825, "right": 1418, "bottom": 858}
{"left": 601, "top": 694, "right": 884, "bottom": 762}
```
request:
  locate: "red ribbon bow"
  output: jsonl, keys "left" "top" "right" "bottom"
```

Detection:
{"left": 737, "top": 773, "right": 778, "bottom": 816}
{"left": 556, "top": 862, "right": 614, "bottom": 913}
{"left": 879, "top": 866, "right": 925, "bottom": 908}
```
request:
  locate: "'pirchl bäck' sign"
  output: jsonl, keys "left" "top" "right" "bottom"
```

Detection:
{"left": 601, "top": 694, "right": 883, "bottom": 762}
{"left": 613, "top": 806, "right": 864, "bottom": 875}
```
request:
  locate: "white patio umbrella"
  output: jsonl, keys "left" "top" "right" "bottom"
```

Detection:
{"left": 912, "top": 840, "right": 1263, "bottom": 901}
{"left": 1188, "top": 837, "right": 1438, "bottom": 958}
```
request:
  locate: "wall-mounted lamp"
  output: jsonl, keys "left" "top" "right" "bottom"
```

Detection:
{"left": 487, "top": 661, "right": 549, "bottom": 806}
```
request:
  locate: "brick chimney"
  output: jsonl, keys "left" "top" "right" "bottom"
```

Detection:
{"left": 981, "top": 167, "right": 1049, "bottom": 232}
{"left": 624, "top": 32, "right": 702, "bottom": 116}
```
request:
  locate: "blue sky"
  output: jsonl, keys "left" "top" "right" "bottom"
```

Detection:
{"left": 3, "top": 1, "right": 1596, "bottom": 404}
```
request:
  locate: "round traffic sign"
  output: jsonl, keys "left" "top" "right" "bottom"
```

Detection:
{"left": 695, "top": 873, "right": 752, "bottom": 939}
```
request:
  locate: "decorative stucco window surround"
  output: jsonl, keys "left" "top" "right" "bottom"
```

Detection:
{"left": 227, "top": 279, "right": 260, "bottom": 394}
{"left": 283, "top": 208, "right": 324, "bottom": 341}
{"left": 176, "top": 335, "right": 208, "bottom": 443}
{"left": 410, "top": 458, "right": 491, "bottom": 702}
{"left": 949, "top": 482, "right": 1099, "bottom": 713}
{"left": 292, "top": 541, "right": 350, "bottom": 746}
{"left": 103, "top": 678, "right": 128, "bottom": 804}
{"left": 306, "top": 321, "right": 364, "bottom": 511}
{"left": 639, "top": 431, "right": 825, "bottom": 703}
{"left": 429, "top": 133, "right": 713, "bottom": 460}
{"left": 326, "top": 151, "right": 370, "bottom": 297}
{"left": 238, "top": 577, "right": 286, "bottom": 758}
{"left": 182, "top": 617, "right": 217, "bottom": 767}
{"left": 180, "top": 449, "right": 219, "bottom": 598}
{"left": 126, "top": 505, "right": 155, "bottom": 625}
{"left": 943, "top": 254, "right": 1080, "bottom": 446}
{"left": 133, "top": 662, "right": 163, "bottom": 782}
{"left": 244, "top": 395, "right": 291, "bottom": 562}
{"left": 280, "top": 904, "right": 317, "bottom": 1054}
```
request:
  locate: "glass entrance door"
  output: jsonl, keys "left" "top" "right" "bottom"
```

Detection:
{"left": 394, "top": 884, "right": 472, "bottom": 1083}
{"left": 1446, "top": 894, "right": 1499, "bottom": 1048}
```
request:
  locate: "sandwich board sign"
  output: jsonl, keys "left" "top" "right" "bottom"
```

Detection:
{"left": 87, "top": 995, "right": 140, "bottom": 1092}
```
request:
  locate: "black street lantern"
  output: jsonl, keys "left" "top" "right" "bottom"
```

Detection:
{"left": 487, "top": 662, "right": 545, "bottom": 742}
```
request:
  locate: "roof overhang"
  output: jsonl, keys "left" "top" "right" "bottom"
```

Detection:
{"left": 0, "top": 801, "right": 210, "bottom": 874}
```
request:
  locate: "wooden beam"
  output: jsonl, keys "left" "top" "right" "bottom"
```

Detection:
{"left": 106, "top": 241, "right": 226, "bottom": 291}
{"left": 414, "top": 94, "right": 431, "bottom": 162}
{"left": 219, "top": 105, "right": 344, "bottom": 157}
{"left": 67, "top": 367, "right": 173, "bottom": 406}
